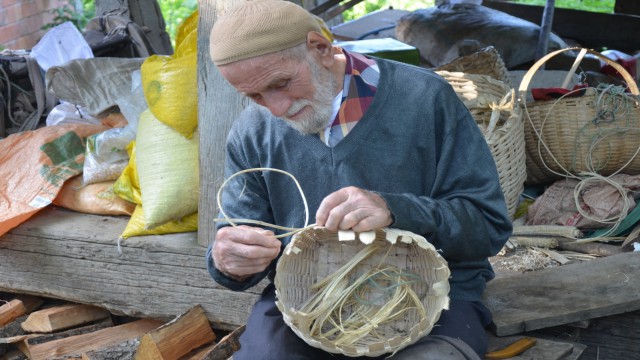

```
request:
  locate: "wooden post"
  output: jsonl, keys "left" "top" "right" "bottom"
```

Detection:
{"left": 197, "top": 0, "right": 306, "bottom": 248}
{"left": 197, "top": 0, "right": 248, "bottom": 247}
{"left": 534, "top": 0, "right": 555, "bottom": 67}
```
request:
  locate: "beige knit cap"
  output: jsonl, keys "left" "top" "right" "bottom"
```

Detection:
{"left": 209, "top": 0, "right": 324, "bottom": 65}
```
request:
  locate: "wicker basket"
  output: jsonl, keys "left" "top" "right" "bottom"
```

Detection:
{"left": 274, "top": 227, "right": 450, "bottom": 357}
{"left": 434, "top": 46, "right": 510, "bottom": 83}
{"left": 437, "top": 71, "right": 526, "bottom": 219}
{"left": 520, "top": 47, "right": 640, "bottom": 185}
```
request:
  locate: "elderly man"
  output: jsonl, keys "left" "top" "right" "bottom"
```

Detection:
{"left": 205, "top": 1, "right": 511, "bottom": 359}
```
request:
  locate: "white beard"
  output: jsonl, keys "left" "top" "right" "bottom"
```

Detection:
{"left": 282, "top": 58, "right": 338, "bottom": 135}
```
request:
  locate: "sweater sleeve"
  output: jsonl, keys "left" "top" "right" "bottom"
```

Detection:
{"left": 206, "top": 116, "right": 278, "bottom": 291}
{"left": 378, "top": 84, "right": 512, "bottom": 263}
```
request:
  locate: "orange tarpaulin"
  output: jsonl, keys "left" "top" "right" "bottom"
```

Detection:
{"left": 0, "top": 123, "right": 107, "bottom": 236}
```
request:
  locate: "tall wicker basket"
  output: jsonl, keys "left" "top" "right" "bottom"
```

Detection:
{"left": 519, "top": 47, "right": 640, "bottom": 185}
{"left": 275, "top": 227, "right": 450, "bottom": 357}
{"left": 437, "top": 71, "right": 527, "bottom": 219}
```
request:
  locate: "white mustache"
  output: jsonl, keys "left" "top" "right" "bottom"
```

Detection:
{"left": 286, "top": 100, "right": 311, "bottom": 118}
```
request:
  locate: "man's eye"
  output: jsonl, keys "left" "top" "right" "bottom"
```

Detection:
{"left": 273, "top": 80, "right": 290, "bottom": 90}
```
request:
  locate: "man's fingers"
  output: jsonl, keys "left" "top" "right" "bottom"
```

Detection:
{"left": 315, "top": 189, "right": 349, "bottom": 227}
{"left": 316, "top": 187, "right": 392, "bottom": 232}
{"left": 213, "top": 225, "right": 281, "bottom": 278}
{"left": 220, "top": 225, "right": 280, "bottom": 249}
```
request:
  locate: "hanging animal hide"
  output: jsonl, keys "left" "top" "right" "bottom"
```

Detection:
{"left": 396, "top": 3, "right": 567, "bottom": 68}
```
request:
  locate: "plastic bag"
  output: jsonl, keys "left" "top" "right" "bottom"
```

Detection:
{"left": 113, "top": 141, "right": 141, "bottom": 205}
{"left": 0, "top": 123, "right": 107, "bottom": 236}
{"left": 141, "top": 11, "right": 197, "bottom": 138}
{"left": 121, "top": 206, "right": 197, "bottom": 239}
{"left": 30, "top": 22, "right": 93, "bottom": 72}
{"left": 82, "top": 125, "right": 135, "bottom": 185}
{"left": 45, "top": 102, "right": 101, "bottom": 127}
{"left": 135, "top": 109, "right": 199, "bottom": 229}
{"left": 113, "top": 141, "right": 197, "bottom": 239}
{"left": 53, "top": 175, "right": 135, "bottom": 216}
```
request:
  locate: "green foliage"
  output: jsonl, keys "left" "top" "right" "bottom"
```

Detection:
{"left": 512, "top": 0, "right": 614, "bottom": 13}
{"left": 41, "top": 0, "right": 94, "bottom": 31}
{"left": 343, "top": 0, "right": 434, "bottom": 21}
{"left": 159, "top": 0, "right": 198, "bottom": 47}
{"left": 42, "top": 5, "right": 89, "bottom": 30}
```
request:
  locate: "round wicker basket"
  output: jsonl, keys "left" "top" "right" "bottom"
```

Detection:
{"left": 274, "top": 227, "right": 450, "bottom": 357}
{"left": 436, "top": 71, "right": 526, "bottom": 219}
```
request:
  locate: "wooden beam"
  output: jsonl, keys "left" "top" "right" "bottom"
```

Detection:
{"left": 21, "top": 305, "right": 111, "bottom": 333}
{"left": 484, "top": 252, "right": 640, "bottom": 336}
{"left": 134, "top": 305, "right": 216, "bottom": 360}
{"left": 197, "top": 0, "right": 248, "bottom": 248}
{"left": 0, "top": 207, "right": 264, "bottom": 331}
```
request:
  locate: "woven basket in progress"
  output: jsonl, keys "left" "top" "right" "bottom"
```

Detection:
{"left": 274, "top": 227, "right": 450, "bottom": 357}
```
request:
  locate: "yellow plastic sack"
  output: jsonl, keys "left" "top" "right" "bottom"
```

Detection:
{"left": 0, "top": 123, "right": 107, "bottom": 236}
{"left": 54, "top": 175, "right": 135, "bottom": 216}
{"left": 175, "top": 10, "right": 198, "bottom": 57}
{"left": 141, "top": 11, "right": 197, "bottom": 138}
{"left": 136, "top": 109, "right": 199, "bottom": 229}
{"left": 121, "top": 206, "right": 197, "bottom": 239}
{"left": 113, "top": 141, "right": 141, "bottom": 205}
{"left": 114, "top": 140, "right": 198, "bottom": 238}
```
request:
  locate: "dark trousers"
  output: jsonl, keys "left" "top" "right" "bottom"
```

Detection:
{"left": 233, "top": 283, "right": 492, "bottom": 360}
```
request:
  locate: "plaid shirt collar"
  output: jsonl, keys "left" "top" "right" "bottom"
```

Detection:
{"left": 319, "top": 49, "right": 380, "bottom": 147}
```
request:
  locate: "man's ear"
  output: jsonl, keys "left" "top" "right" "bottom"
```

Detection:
{"left": 307, "top": 31, "right": 334, "bottom": 66}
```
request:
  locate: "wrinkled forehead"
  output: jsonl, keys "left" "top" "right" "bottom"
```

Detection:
{"left": 219, "top": 53, "right": 306, "bottom": 93}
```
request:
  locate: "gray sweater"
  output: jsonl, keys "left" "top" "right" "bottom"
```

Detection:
{"left": 207, "top": 57, "right": 512, "bottom": 302}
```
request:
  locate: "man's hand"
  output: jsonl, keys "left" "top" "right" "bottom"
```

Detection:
{"left": 212, "top": 225, "right": 281, "bottom": 281}
{"left": 315, "top": 186, "right": 393, "bottom": 232}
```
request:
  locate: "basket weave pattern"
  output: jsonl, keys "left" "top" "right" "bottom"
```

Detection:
{"left": 275, "top": 227, "right": 450, "bottom": 357}
{"left": 520, "top": 48, "right": 640, "bottom": 185}
{"left": 437, "top": 71, "right": 527, "bottom": 219}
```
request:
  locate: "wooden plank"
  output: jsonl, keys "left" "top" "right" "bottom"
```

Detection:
{"left": 483, "top": 252, "right": 640, "bottom": 336}
{"left": 0, "top": 207, "right": 263, "bottom": 331}
{"left": 21, "top": 305, "right": 111, "bottom": 333}
{"left": 531, "top": 308, "right": 640, "bottom": 360}
{"left": 197, "top": 0, "right": 248, "bottom": 248}
{"left": 24, "top": 318, "right": 163, "bottom": 360}
{"left": 0, "top": 297, "right": 43, "bottom": 328}
{"left": 135, "top": 305, "right": 216, "bottom": 360}
{"left": 484, "top": 1, "right": 640, "bottom": 54}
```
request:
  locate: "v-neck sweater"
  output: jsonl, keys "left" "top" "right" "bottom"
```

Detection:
{"left": 207, "top": 57, "right": 512, "bottom": 302}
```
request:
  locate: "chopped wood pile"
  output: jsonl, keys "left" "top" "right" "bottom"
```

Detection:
{"left": 0, "top": 294, "right": 242, "bottom": 360}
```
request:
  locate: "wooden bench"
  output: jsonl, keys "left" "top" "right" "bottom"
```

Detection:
{"left": 2, "top": 206, "right": 639, "bottom": 358}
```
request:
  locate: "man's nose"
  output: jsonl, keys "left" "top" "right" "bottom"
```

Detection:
{"left": 263, "top": 92, "right": 292, "bottom": 118}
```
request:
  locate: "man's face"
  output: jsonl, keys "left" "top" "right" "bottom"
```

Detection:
{"left": 219, "top": 50, "right": 338, "bottom": 134}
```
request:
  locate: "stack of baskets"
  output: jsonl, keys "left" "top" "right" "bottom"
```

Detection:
{"left": 436, "top": 63, "right": 527, "bottom": 219}
{"left": 518, "top": 47, "right": 640, "bottom": 185}
{"left": 275, "top": 227, "right": 450, "bottom": 357}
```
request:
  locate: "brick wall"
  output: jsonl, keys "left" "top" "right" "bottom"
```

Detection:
{"left": 0, "top": 0, "right": 71, "bottom": 50}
